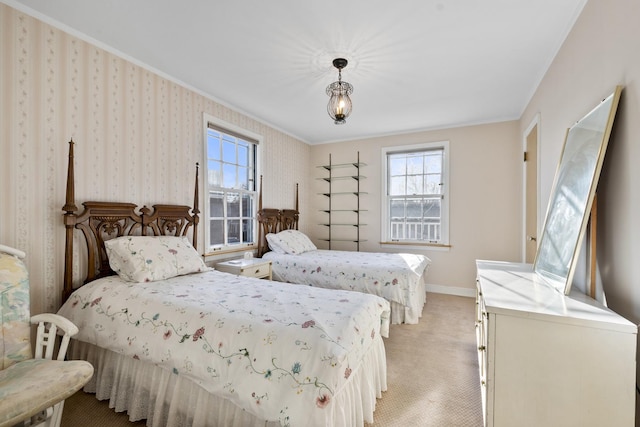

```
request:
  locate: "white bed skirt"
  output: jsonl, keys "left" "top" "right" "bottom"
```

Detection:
{"left": 70, "top": 335, "right": 387, "bottom": 427}
{"left": 390, "top": 274, "right": 427, "bottom": 325}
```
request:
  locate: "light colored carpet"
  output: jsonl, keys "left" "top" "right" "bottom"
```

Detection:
{"left": 367, "top": 293, "right": 483, "bottom": 426}
{"left": 62, "top": 293, "right": 483, "bottom": 426}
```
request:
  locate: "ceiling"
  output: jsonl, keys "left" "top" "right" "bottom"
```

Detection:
{"left": 8, "top": 0, "right": 587, "bottom": 144}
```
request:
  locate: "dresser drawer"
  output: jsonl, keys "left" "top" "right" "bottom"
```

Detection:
{"left": 238, "top": 261, "right": 271, "bottom": 279}
{"left": 476, "top": 260, "right": 637, "bottom": 427}
{"left": 216, "top": 259, "right": 272, "bottom": 280}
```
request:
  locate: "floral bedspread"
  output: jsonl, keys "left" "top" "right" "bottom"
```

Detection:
{"left": 263, "top": 250, "right": 431, "bottom": 307}
{"left": 58, "top": 270, "right": 390, "bottom": 426}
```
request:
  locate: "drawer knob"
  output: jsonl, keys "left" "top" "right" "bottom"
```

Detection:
{"left": 478, "top": 345, "right": 486, "bottom": 351}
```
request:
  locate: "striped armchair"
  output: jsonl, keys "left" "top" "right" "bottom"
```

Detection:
{"left": 0, "top": 247, "right": 94, "bottom": 427}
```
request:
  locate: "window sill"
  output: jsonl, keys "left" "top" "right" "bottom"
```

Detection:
{"left": 204, "top": 245, "right": 256, "bottom": 260}
{"left": 379, "top": 241, "right": 451, "bottom": 252}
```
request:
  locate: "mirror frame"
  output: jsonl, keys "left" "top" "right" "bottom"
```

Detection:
{"left": 534, "top": 86, "right": 622, "bottom": 295}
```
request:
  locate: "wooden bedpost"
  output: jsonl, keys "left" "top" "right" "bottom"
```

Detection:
{"left": 257, "top": 175, "right": 264, "bottom": 256}
{"left": 192, "top": 162, "right": 200, "bottom": 249}
{"left": 62, "top": 139, "right": 78, "bottom": 302}
{"left": 293, "top": 183, "right": 300, "bottom": 230}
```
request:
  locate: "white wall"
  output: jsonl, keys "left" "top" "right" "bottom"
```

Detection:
{"left": 520, "top": 1, "right": 640, "bottom": 420}
{"left": 521, "top": 0, "right": 640, "bottom": 320}
{"left": 309, "top": 121, "right": 522, "bottom": 292}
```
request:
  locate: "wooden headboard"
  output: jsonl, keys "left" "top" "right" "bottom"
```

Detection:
{"left": 62, "top": 140, "right": 200, "bottom": 302}
{"left": 256, "top": 176, "right": 299, "bottom": 257}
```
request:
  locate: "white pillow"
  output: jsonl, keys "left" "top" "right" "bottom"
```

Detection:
{"left": 105, "top": 236, "right": 208, "bottom": 282}
{"left": 266, "top": 233, "right": 287, "bottom": 254}
{"left": 266, "top": 230, "right": 316, "bottom": 255}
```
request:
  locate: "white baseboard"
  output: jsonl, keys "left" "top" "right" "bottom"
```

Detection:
{"left": 426, "top": 283, "right": 475, "bottom": 298}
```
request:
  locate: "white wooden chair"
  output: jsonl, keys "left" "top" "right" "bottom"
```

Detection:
{"left": 0, "top": 245, "right": 94, "bottom": 427}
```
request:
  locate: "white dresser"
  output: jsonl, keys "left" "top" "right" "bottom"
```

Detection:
{"left": 476, "top": 260, "right": 637, "bottom": 427}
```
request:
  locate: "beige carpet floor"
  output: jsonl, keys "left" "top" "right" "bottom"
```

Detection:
{"left": 61, "top": 293, "right": 483, "bottom": 426}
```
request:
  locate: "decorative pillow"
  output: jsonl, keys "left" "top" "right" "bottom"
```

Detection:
{"left": 104, "top": 236, "right": 208, "bottom": 282}
{"left": 266, "top": 230, "right": 316, "bottom": 255}
{"left": 265, "top": 233, "right": 287, "bottom": 254}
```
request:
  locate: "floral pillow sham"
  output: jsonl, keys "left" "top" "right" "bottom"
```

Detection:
{"left": 104, "top": 236, "right": 208, "bottom": 283}
{"left": 266, "top": 230, "right": 317, "bottom": 255}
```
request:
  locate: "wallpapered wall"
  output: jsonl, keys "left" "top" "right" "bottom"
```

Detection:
{"left": 0, "top": 4, "right": 310, "bottom": 314}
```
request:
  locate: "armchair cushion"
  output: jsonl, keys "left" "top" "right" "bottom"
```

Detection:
{"left": 0, "top": 358, "right": 94, "bottom": 427}
{"left": 0, "top": 246, "right": 93, "bottom": 427}
{"left": 0, "top": 252, "right": 31, "bottom": 369}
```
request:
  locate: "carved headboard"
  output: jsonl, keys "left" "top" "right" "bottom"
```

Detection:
{"left": 256, "top": 176, "right": 299, "bottom": 257}
{"left": 62, "top": 140, "right": 200, "bottom": 302}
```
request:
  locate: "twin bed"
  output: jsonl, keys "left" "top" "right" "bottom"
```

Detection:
{"left": 59, "top": 142, "right": 430, "bottom": 426}
{"left": 59, "top": 265, "right": 389, "bottom": 427}
{"left": 256, "top": 181, "right": 431, "bottom": 325}
{"left": 263, "top": 248, "right": 429, "bottom": 325}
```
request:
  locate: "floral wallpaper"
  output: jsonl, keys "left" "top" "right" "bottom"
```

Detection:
{"left": 0, "top": 3, "right": 310, "bottom": 314}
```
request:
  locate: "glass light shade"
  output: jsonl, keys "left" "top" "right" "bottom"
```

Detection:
{"left": 326, "top": 81, "right": 353, "bottom": 124}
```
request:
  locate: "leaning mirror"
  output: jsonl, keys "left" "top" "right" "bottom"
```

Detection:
{"left": 534, "top": 86, "right": 622, "bottom": 295}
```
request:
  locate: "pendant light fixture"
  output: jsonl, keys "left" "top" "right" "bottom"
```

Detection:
{"left": 326, "top": 58, "right": 353, "bottom": 125}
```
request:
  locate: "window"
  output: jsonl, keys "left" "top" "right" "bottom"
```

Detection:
{"left": 381, "top": 141, "right": 449, "bottom": 246}
{"left": 203, "top": 115, "right": 260, "bottom": 254}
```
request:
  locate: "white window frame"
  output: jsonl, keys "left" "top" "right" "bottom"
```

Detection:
{"left": 381, "top": 141, "right": 450, "bottom": 248}
{"left": 203, "top": 114, "right": 262, "bottom": 254}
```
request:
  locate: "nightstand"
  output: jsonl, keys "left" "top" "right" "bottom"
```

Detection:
{"left": 216, "top": 258, "right": 272, "bottom": 280}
